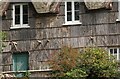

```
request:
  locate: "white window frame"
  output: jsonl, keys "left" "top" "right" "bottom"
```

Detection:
{"left": 109, "top": 48, "right": 120, "bottom": 61}
{"left": 63, "top": 1, "right": 81, "bottom": 25}
{"left": 11, "top": 3, "right": 30, "bottom": 29}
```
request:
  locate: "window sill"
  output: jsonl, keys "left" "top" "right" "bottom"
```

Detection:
{"left": 62, "top": 22, "right": 82, "bottom": 26}
{"left": 116, "top": 19, "right": 120, "bottom": 21}
{"left": 116, "top": 19, "right": 120, "bottom": 22}
{"left": 2, "top": 69, "right": 52, "bottom": 74}
{"left": 10, "top": 26, "right": 30, "bottom": 29}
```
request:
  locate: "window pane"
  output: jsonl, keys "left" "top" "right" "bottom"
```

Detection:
{"left": 23, "top": 5, "right": 28, "bottom": 24}
{"left": 23, "top": 15, "right": 28, "bottom": 24}
{"left": 23, "top": 5, "right": 28, "bottom": 14}
{"left": 15, "top": 5, "right": 20, "bottom": 24}
{"left": 15, "top": 5, "right": 20, "bottom": 14}
{"left": 75, "top": 11, "right": 79, "bottom": 20}
{"left": 15, "top": 15, "right": 20, "bottom": 24}
{"left": 114, "top": 54, "right": 117, "bottom": 60}
{"left": 67, "top": 2, "right": 71, "bottom": 11}
{"left": 114, "top": 49, "right": 117, "bottom": 60}
{"left": 119, "top": 49, "right": 120, "bottom": 60}
{"left": 67, "top": 12, "right": 72, "bottom": 21}
{"left": 74, "top": 2, "right": 79, "bottom": 10}
{"left": 114, "top": 49, "right": 117, "bottom": 54}
{"left": 110, "top": 49, "right": 113, "bottom": 54}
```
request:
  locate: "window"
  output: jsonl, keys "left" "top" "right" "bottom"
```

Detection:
{"left": 109, "top": 48, "right": 120, "bottom": 61}
{"left": 12, "top": 52, "right": 29, "bottom": 77}
{"left": 12, "top": 4, "right": 29, "bottom": 28}
{"left": 64, "top": 1, "right": 81, "bottom": 25}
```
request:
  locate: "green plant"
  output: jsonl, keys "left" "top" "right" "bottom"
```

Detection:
{"left": 78, "top": 47, "right": 118, "bottom": 78}
{"left": 0, "top": 32, "right": 7, "bottom": 52}
{"left": 66, "top": 68, "right": 87, "bottom": 77}
{"left": 49, "top": 46, "right": 118, "bottom": 78}
{"left": 24, "top": 70, "right": 31, "bottom": 77}
{"left": 49, "top": 46, "right": 79, "bottom": 77}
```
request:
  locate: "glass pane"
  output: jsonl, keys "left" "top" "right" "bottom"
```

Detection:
{"left": 75, "top": 11, "right": 79, "bottom": 20}
{"left": 67, "top": 2, "right": 71, "bottom": 11}
{"left": 119, "top": 49, "right": 120, "bottom": 60}
{"left": 114, "top": 49, "right": 117, "bottom": 54}
{"left": 23, "top": 5, "right": 28, "bottom": 14}
{"left": 110, "top": 49, "right": 113, "bottom": 54}
{"left": 15, "top": 5, "right": 20, "bottom": 14}
{"left": 23, "top": 5, "right": 28, "bottom": 24}
{"left": 74, "top": 2, "right": 79, "bottom": 10}
{"left": 15, "top": 5, "right": 20, "bottom": 24}
{"left": 23, "top": 15, "right": 28, "bottom": 24}
{"left": 114, "top": 54, "right": 117, "bottom": 60}
{"left": 67, "top": 12, "right": 72, "bottom": 21}
{"left": 15, "top": 15, "right": 20, "bottom": 24}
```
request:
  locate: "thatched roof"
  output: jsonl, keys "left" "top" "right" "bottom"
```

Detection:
{"left": 0, "top": 1, "right": 61, "bottom": 16}
{"left": 84, "top": 0, "right": 112, "bottom": 10}
{"left": 0, "top": 0, "right": 113, "bottom": 16}
{"left": 0, "top": 2, "right": 9, "bottom": 16}
{"left": 32, "top": 0, "right": 61, "bottom": 13}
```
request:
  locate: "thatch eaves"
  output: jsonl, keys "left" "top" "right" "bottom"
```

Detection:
{"left": 84, "top": 0, "right": 112, "bottom": 10}
{"left": 0, "top": 0, "right": 113, "bottom": 16}
{"left": 31, "top": 0, "right": 61, "bottom": 13}
{"left": 0, "top": 1, "right": 61, "bottom": 16}
{"left": 0, "top": 2, "right": 9, "bottom": 16}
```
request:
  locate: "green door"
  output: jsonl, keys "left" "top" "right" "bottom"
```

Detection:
{"left": 12, "top": 52, "right": 29, "bottom": 77}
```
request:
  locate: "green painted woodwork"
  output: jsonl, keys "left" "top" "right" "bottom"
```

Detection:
{"left": 12, "top": 52, "right": 29, "bottom": 77}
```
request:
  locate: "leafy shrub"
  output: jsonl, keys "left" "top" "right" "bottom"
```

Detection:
{"left": 78, "top": 47, "right": 118, "bottom": 78}
{"left": 49, "top": 46, "right": 118, "bottom": 78}
{"left": 49, "top": 46, "right": 79, "bottom": 77}
{"left": 0, "top": 32, "right": 7, "bottom": 52}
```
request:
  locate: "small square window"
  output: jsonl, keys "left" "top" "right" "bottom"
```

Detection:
{"left": 64, "top": 1, "right": 81, "bottom": 25}
{"left": 109, "top": 48, "right": 120, "bottom": 61}
{"left": 11, "top": 3, "right": 29, "bottom": 29}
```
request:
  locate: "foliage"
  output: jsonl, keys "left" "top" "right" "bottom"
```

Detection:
{"left": 68, "top": 47, "right": 118, "bottom": 78}
{"left": 49, "top": 46, "right": 79, "bottom": 77}
{"left": 24, "top": 70, "right": 31, "bottom": 77}
{"left": 49, "top": 46, "right": 118, "bottom": 78}
{"left": 0, "top": 32, "right": 6, "bottom": 40}
{"left": 0, "top": 32, "right": 6, "bottom": 52}
{"left": 66, "top": 68, "right": 87, "bottom": 77}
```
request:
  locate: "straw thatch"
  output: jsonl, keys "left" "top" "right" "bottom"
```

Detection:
{"left": 32, "top": 2, "right": 61, "bottom": 13}
{"left": 84, "top": 0, "right": 112, "bottom": 10}
{"left": 0, "top": 2, "right": 9, "bottom": 16}
{"left": 0, "top": 1, "right": 61, "bottom": 16}
{"left": 0, "top": 0, "right": 113, "bottom": 16}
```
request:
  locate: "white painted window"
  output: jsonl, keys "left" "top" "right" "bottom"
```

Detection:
{"left": 11, "top": 4, "right": 29, "bottom": 29}
{"left": 64, "top": 1, "right": 81, "bottom": 25}
{"left": 109, "top": 48, "right": 120, "bottom": 61}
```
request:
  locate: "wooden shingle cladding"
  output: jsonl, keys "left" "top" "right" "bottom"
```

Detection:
{"left": 1, "top": 1, "right": 120, "bottom": 75}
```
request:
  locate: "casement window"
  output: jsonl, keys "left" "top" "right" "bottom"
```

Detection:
{"left": 11, "top": 4, "right": 29, "bottom": 28}
{"left": 64, "top": 1, "right": 81, "bottom": 25}
{"left": 109, "top": 48, "right": 120, "bottom": 61}
{"left": 12, "top": 52, "right": 29, "bottom": 77}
